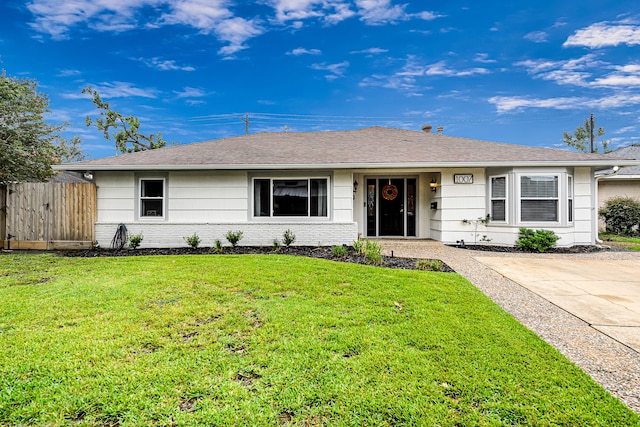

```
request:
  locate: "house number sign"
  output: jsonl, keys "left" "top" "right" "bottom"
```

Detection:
{"left": 454, "top": 174, "right": 473, "bottom": 184}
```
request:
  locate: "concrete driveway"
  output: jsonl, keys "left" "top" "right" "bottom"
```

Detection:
{"left": 474, "top": 257, "right": 640, "bottom": 352}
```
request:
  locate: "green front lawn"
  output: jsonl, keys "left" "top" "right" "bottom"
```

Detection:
{"left": 0, "top": 254, "right": 637, "bottom": 426}
{"left": 599, "top": 233, "right": 640, "bottom": 251}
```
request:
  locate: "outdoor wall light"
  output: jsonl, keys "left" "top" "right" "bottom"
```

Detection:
{"left": 353, "top": 180, "right": 359, "bottom": 199}
{"left": 429, "top": 178, "right": 439, "bottom": 193}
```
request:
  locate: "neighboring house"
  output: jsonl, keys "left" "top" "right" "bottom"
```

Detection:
{"left": 56, "top": 126, "right": 639, "bottom": 248}
{"left": 599, "top": 144, "right": 640, "bottom": 205}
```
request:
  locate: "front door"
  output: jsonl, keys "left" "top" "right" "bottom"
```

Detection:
{"left": 366, "top": 178, "right": 416, "bottom": 237}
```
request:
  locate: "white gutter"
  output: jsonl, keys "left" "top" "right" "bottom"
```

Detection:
{"left": 54, "top": 159, "right": 640, "bottom": 172}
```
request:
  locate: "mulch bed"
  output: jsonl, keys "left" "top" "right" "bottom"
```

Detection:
{"left": 60, "top": 246, "right": 455, "bottom": 272}
{"left": 451, "top": 244, "right": 628, "bottom": 253}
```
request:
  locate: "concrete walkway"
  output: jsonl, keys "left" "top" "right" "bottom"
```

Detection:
{"left": 376, "top": 239, "right": 640, "bottom": 413}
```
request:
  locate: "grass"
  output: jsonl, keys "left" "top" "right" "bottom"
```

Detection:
{"left": 599, "top": 233, "right": 640, "bottom": 250}
{"left": 0, "top": 253, "right": 638, "bottom": 426}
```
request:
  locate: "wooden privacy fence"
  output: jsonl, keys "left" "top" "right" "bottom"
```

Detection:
{"left": 0, "top": 182, "right": 96, "bottom": 250}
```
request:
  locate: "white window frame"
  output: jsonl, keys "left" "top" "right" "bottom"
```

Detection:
{"left": 138, "top": 177, "right": 166, "bottom": 220}
{"left": 489, "top": 175, "right": 508, "bottom": 223}
{"left": 518, "top": 174, "right": 559, "bottom": 223}
{"left": 252, "top": 176, "right": 331, "bottom": 219}
{"left": 567, "top": 175, "right": 574, "bottom": 223}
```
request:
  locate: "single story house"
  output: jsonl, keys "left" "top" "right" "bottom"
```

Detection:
{"left": 57, "top": 126, "right": 640, "bottom": 248}
{"left": 599, "top": 144, "right": 640, "bottom": 206}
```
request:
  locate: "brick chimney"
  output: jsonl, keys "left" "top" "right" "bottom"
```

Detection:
{"left": 421, "top": 124, "right": 433, "bottom": 134}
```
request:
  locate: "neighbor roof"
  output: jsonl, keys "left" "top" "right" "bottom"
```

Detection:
{"left": 59, "top": 126, "right": 638, "bottom": 171}
{"left": 605, "top": 144, "right": 640, "bottom": 176}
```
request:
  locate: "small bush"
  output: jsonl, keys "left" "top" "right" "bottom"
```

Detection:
{"left": 211, "top": 239, "right": 223, "bottom": 254}
{"left": 332, "top": 245, "right": 347, "bottom": 258}
{"left": 272, "top": 239, "right": 281, "bottom": 251}
{"left": 600, "top": 197, "right": 640, "bottom": 236}
{"left": 353, "top": 239, "right": 365, "bottom": 255}
{"left": 128, "top": 232, "right": 143, "bottom": 249}
{"left": 183, "top": 233, "right": 201, "bottom": 248}
{"left": 416, "top": 259, "right": 444, "bottom": 272}
{"left": 517, "top": 228, "right": 560, "bottom": 253}
{"left": 225, "top": 230, "right": 244, "bottom": 247}
{"left": 365, "top": 251, "right": 383, "bottom": 266}
{"left": 282, "top": 229, "right": 296, "bottom": 247}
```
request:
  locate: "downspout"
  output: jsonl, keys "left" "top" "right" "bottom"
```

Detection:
{"left": 593, "top": 166, "right": 620, "bottom": 244}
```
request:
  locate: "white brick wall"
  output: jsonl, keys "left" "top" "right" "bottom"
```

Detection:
{"left": 95, "top": 222, "right": 359, "bottom": 248}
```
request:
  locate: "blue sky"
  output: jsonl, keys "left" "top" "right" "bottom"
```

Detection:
{"left": 2, "top": 0, "right": 640, "bottom": 159}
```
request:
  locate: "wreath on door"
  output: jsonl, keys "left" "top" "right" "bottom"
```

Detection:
{"left": 382, "top": 184, "right": 398, "bottom": 201}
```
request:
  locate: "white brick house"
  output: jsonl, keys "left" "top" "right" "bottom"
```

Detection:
{"left": 57, "top": 126, "right": 639, "bottom": 248}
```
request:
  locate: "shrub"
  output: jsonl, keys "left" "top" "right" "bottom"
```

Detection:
{"left": 128, "top": 232, "right": 143, "bottom": 249}
{"left": 225, "top": 230, "right": 244, "bottom": 247}
{"left": 211, "top": 239, "right": 223, "bottom": 254}
{"left": 353, "top": 239, "right": 365, "bottom": 255}
{"left": 416, "top": 259, "right": 444, "bottom": 271}
{"left": 363, "top": 240, "right": 383, "bottom": 265}
{"left": 332, "top": 245, "right": 347, "bottom": 258}
{"left": 183, "top": 232, "right": 201, "bottom": 248}
{"left": 282, "top": 229, "right": 296, "bottom": 247}
{"left": 272, "top": 239, "right": 281, "bottom": 251}
{"left": 517, "top": 228, "right": 560, "bottom": 253}
{"left": 600, "top": 197, "right": 640, "bottom": 236}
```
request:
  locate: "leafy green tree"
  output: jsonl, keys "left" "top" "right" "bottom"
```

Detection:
{"left": 0, "top": 71, "right": 65, "bottom": 183}
{"left": 56, "top": 135, "right": 86, "bottom": 163}
{"left": 563, "top": 115, "right": 610, "bottom": 153}
{"left": 83, "top": 86, "right": 168, "bottom": 154}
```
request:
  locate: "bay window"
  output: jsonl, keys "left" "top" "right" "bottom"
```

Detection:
{"left": 253, "top": 177, "right": 329, "bottom": 217}
{"left": 520, "top": 175, "right": 558, "bottom": 222}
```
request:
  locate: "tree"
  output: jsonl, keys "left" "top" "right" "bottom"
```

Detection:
{"left": 83, "top": 86, "right": 168, "bottom": 154}
{"left": 0, "top": 71, "right": 65, "bottom": 183}
{"left": 56, "top": 135, "right": 87, "bottom": 163}
{"left": 563, "top": 114, "right": 610, "bottom": 153}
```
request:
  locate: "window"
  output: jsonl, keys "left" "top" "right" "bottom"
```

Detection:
{"left": 520, "top": 175, "right": 558, "bottom": 222}
{"left": 253, "top": 178, "right": 329, "bottom": 217}
{"left": 568, "top": 176, "right": 573, "bottom": 222}
{"left": 490, "top": 176, "right": 507, "bottom": 221}
{"left": 140, "top": 178, "right": 164, "bottom": 218}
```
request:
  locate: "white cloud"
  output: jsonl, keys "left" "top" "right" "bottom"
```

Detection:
{"left": 523, "top": 31, "right": 548, "bottom": 43}
{"left": 350, "top": 47, "right": 388, "bottom": 54}
{"left": 63, "top": 81, "right": 158, "bottom": 99}
{"left": 27, "top": 0, "right": 156, "bottom": 39}
{"left": 136, "top": 57, "right": 195, "bottom": 71}
{"left": 473, "top": 53, "right": 496, "bottom": 64}
{"left": 310, "top": 60, "right": 349, "bottom": 79}
{"left": 564, "top": 21, "right": 640, "bottom": 48}
{"left": 173, "top": 87, "right": 206, "bottom": 98}
{"left": 287, "top": 47, "right": 322, "bottom": 55}
{"left": 488, "top": 96, "right": 586, "bottom": 113}
{"left": 592, "top": 63, "right": 640, "bottom": 87}
{"left": 26, "top": 0, "right": 263, "bottom": 58}
{"left": 424, "top": 60, "right": 490, "bottom": 77}
{"left": 57, "top": 69, "right": 81, "bottom": 77}
{"left": 213, "top": 17, "right": 264, "bottom": 56}
{"left": 489, "top": 93, "right": 640, "bottom": 113}
{"left": 514, "top": 54, "right": 600, "bottom": 87}
{"left": 355, "top": 0, "right": 405, "bottom": 24}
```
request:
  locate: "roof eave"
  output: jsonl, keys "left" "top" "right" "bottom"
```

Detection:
{"left": 54, "top": 159, "right": 637, "bottom": 171}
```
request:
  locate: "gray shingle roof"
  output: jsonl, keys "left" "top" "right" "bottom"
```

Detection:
{"left": 60, "top": 126, "right": 638, "bottom": 171}
{"left": 607, "top": 144, "right": 640, "bottom": 176}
